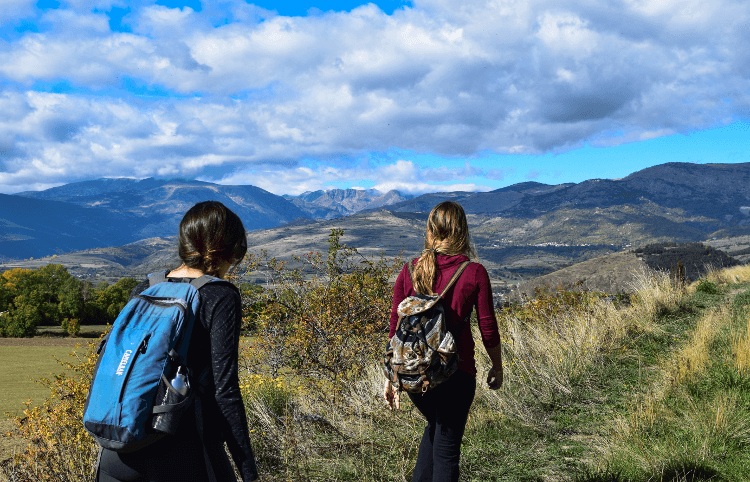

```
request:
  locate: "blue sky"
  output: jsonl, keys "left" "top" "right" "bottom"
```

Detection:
{"left": 0, "top": 0, "right": 748, "bottom": 195}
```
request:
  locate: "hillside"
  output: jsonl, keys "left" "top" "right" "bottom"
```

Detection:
{"left": 513, "top": 250, "right": 648, "bottom": 298}
{"left": 4, "top": 162, "right": 750, "bottom": 280}
{"left": 0, "top": 193, "right": 157, "bottom": 259}
{"left": 512, "top": 241, "right": 745, "bottom": 300}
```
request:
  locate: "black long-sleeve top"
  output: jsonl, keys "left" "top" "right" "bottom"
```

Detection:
{"left": 123, "top": 278, "right": 258, "bottom": 482}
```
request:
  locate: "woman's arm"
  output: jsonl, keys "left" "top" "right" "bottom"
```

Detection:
{"left": 474, "top": 264, "right": 503, "bottom": 389}
{"left": 205, "top": 287, "right": 259, "bottom": 481}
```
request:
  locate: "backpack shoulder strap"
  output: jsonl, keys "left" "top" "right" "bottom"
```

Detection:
{"left": 437, "top": 261, "right": 471, "bottom": 299}
{"left": 148, "top": 271, "right": 168, "bottom": 287}
{"left": 189, "top": 275, "right": 220, "bottom": 290}
{"left": 188, "top": 276, "right": 240, "bottom": 297}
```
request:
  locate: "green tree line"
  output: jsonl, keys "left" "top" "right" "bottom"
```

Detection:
{"left": 0, "top": 264, "right": 138, "bottom": 337}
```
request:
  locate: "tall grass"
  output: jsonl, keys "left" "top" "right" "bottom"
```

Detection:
{"left": 587, "top": 266, "right": 750, "bottom": 480}
{"left": 478, "top": 267, "right": 664, "bottom": 426}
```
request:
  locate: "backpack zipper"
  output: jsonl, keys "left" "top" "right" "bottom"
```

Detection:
{"left": 134, "top": 295, "right": 191, "bottom": 353}
{"left": 117, "top": 333, "right": 152, "bottom": 404}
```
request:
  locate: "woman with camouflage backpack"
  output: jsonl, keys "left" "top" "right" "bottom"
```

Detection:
{"left": 384, "top": 200, "right": 503, "bottom": 482}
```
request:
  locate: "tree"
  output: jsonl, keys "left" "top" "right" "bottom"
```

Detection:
{"left": 58, "top": 276, "right": 85, "bottom": 322}
{"left": 0, "top": 292, "right": 43, "bottom": 337}
{"left": 86, "top": 277, "right": 139, "bottom": 324}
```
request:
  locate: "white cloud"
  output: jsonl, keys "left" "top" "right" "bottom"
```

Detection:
{"left": 0, "top": 0, "right": 35, "bottom": 25}
{"left": 212, "top": 159, "right": 496, "bottom": 195}
{"left": 0, "top": 0, "right": 749, "bottom": 192}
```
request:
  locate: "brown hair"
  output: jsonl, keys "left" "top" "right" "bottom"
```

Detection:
{"left": 412, "top": 201, "right": 476, "bottom": 295}
{"left": 177, "top": 201, "right": 247, "bottom": 277}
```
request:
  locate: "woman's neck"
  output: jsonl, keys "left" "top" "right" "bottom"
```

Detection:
{"left": 167, "top": 261, "right": 232, "bottom": 279}
{"left": 167, "top": 264, "right": 206, "bottom": 278}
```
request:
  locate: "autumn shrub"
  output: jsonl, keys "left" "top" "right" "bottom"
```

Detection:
{"left": 61, "top": 317, "right": 81, "bottom": 336}
{"left": 0, "top": 341, "right": 99, "bottom": 482}
{"left": 241, "top": 229, "right": 402, "bottom": 400}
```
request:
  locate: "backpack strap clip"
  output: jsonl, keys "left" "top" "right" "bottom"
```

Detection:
{"left": 189, "top": 275, "right": 219, "bottom": 290}
{"left": 148, "top": 271, "right": 168, "bottom": 286}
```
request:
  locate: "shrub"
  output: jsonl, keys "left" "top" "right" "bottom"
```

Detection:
{"left": 61, "top": 317, "right": 81, "bottom": 336}
{"left": 241, "top": 229, "right": 402, "bottom": 399}
{"left": 695, "top": 278, "right": 719, "bottom": 294}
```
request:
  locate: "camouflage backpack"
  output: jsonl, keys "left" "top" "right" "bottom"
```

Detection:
{"left": 383, "top": 260, "right": 471, "bottom": 393}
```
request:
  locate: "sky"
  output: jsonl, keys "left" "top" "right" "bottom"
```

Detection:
{"left": 0, "top": 0, "right": 749, "bottom": 196}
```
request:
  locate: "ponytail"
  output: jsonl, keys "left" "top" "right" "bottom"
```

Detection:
{"left": 411, "top": 201, "right": 475, "bottom": 295}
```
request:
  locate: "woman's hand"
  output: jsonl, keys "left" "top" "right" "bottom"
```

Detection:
{"left": 383, "top": 379, "right": 400, "bottom": 410}
{"left": 486, "top": 366, "right": 502, "bottom": 390}
{"left": 485, "top": 343, "right": 503, "bottom": 390}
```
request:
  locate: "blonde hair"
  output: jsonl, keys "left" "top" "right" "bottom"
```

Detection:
{"left": 412, "top": 201, "right": 476, "bottom": 295}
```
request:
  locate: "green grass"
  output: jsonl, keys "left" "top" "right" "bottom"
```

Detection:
{"left": 573, "top": 284, "right": 750, "bottom": 481}
{"left": 451, "top": 282, "right": 748, "bottom": 481}
{"left": 0, "top": 345, "right": 82, "bottom": 416}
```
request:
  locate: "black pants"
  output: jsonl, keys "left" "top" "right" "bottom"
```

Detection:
{"left": 407, "top": 370, "right": 476, "bottom": 482}
{"left": 96, "top": 403, "right": 235, "bottom": 482}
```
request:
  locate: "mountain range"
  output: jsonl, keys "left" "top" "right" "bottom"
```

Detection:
{"left": 2, "top": 162, "right": 750, "bottom": 282}
{"left": 2, "top": 179, "right": 408, "bottom": 259}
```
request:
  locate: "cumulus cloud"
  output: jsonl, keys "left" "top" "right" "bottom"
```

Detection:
{"left": 0, "top": 0, "right": 749, "bottom": 192}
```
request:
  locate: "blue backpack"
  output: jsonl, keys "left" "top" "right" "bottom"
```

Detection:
{"left": 83, "top": 272, "right": 222, "bottom": 452}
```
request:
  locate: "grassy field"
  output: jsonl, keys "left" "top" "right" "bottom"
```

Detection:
{"left": 3, "top": 268, "right": 750, "bottom": 480}
{"left": 0, "top": 338, "right": 95, "bottom": 467}
{"left": 0, "top": 340, "right": 90, "bottom": 416}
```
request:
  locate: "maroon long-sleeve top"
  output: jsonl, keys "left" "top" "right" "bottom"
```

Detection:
{"left": 389, "top": 254, "right": 501, "bottom": 377}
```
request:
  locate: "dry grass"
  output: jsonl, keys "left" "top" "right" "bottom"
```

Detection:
{"left": 627, "top": 266, "right": 684, "bottom": 321}
{"left": 588, "top": 267, "right": 750, "bottom": 478}
{"left": 477, "top": 266, "right": 667, "bottom": 426}
{"left": 605, "top": 304, "right": 725, "bottom": 448}
{"left": 663, "top": 305, "right": 724, "bottom": 388}
{"left": 733, "top": 315, "right": 750, "bottom": 373}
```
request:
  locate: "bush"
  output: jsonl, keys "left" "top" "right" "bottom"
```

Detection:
{"left": 695, "top": 278, "right": 720, "bottom": 294}
{"left": 242, "top": 229, "right": 402, "bottom": 398}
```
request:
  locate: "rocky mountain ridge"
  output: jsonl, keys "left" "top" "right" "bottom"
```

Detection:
{"left": 285, "top": 188, "right": 412, "bottom": 219}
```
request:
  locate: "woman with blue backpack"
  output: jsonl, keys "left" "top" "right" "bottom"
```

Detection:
{"left": 95, "top": 201, "right": 259, "bottom": 482}
{"left": 384, "top": 200, "right": 503, "bottom": 482}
